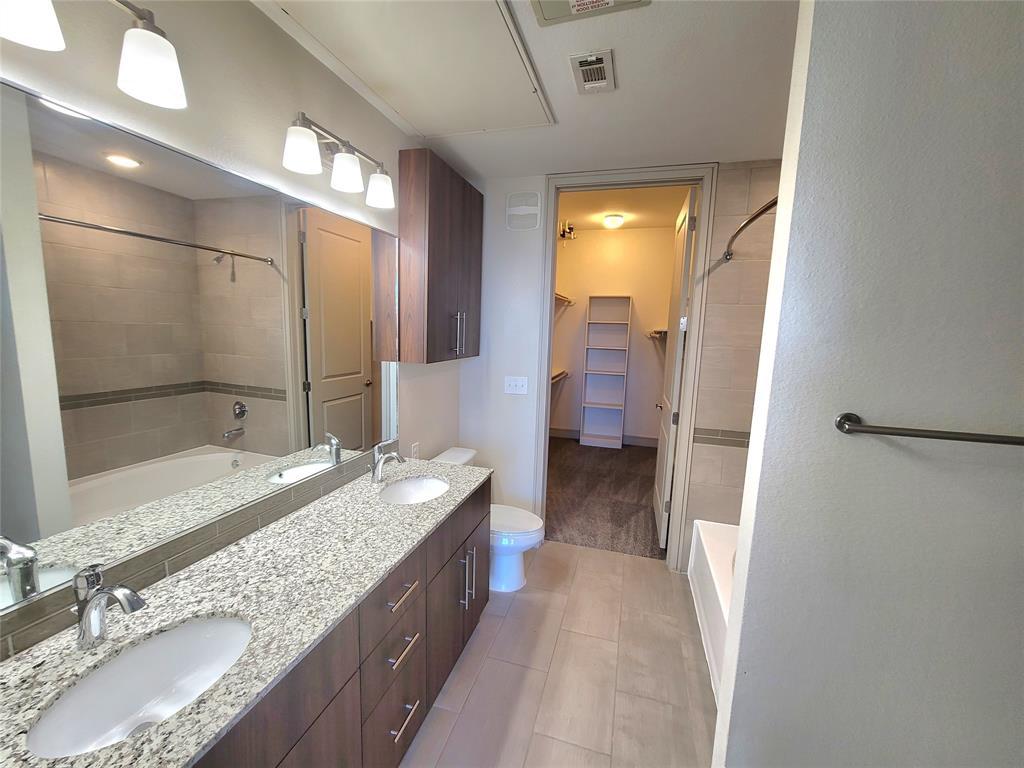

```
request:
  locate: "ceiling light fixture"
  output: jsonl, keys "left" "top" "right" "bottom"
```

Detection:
{"left": 39, "top": 98, "right": 90, "bottom": 120}
{"left": 113, "top": 1, "right": 187, "bottom": 109}
{"left": 106, "top": 154, "right": 141, "bottom": 168}
{"left": 603, "top": 214, "right": 625, "bottom": 229}
{"left": 0, "top": 0, "right": 65, "bottom": 51}
{"left": 281, "top": 112, "right": 394, "bottom": 209}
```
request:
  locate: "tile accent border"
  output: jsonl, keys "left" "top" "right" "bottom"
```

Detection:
{"left": 59, "top": 380, "right": 287, "bottom": 410}
{"left": 693, "top": 428, "right": 751, "bottom": 448}
{"left": 0, "top": 441, "right": 394, "bottom": 660}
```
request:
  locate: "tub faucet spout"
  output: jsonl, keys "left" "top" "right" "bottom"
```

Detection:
{"left": 223, "top": 427, "right": 245, "bottom": 440}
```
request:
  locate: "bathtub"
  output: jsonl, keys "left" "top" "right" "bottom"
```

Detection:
{"left": 69, "top": 445, "right": 275, "bottom": 526}
{"left": 688, "top": 520, "right": 739, "bottom": 703}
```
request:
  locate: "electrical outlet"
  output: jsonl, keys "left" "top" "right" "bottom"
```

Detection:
{"left": 504, "top": 376, "right": 528, "bottom": 395}
{"left": 410, "top": 442, "right": 420, "bottom": 459}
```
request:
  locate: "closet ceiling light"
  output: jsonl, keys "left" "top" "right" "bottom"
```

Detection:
{"left": 117, "top": 20, "right": 187, "bottom": 109}
{"left": 366, "top": 166, "right": 395, "bottom": 210}
{"left": 0, "top": 0, "right": 65, "bottom": 51}
{"left": 603, "top": 214, "right": 625, "bottom": 229}
{"left": 330, "top": 147, "right": 365, "bottom": 193}
{"left": 39, "top": 98, "right": 90, "bottom": 119}
{"left": 106, "top": 154, "right": 141, "bottom": 168}
{"left": 282, "top": 124, "right": 323, "bottom": 175}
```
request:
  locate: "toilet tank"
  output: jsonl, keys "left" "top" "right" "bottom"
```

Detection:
{"left": 432, "top": 447, "right": 477, "bottom": 465}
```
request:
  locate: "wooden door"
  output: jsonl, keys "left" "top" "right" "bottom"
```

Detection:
{"left": 653, "top": 190, "right": 698, "bottom": 547}
{"left": 463, "top": 512, "right": 490, "bottom": 642}
{"left": 302, "top": 208, "right": 374, "bottom": 451}
{"left": 425, "top": 550, "right": 468, "bottom": 707}
{"left": 424, "top": 154, "right": 460, "bottom": 363}
{"left": 460, "top": 179, "right": 483, "bottom": 358}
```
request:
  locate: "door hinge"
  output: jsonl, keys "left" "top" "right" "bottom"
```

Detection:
{"left": 664, "top": 500, "right": 671, "bottom": 515}
{"left": 671, "top": 411, "right": 679, "bottom": 426}
{"left": 302, "top": 381, "right": 311, "bottom": 393}
{"left": 298, "top": 229, "right": 307, "bottom": 244}
{"left": 688, "top": 216, "right": 696, "bottom": 232}
{"left": 300, "top": 307, "right": 309, "bottom": 320}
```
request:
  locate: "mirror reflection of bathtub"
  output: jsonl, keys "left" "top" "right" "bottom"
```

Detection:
{"left": 68, "top": 446, "right": 275, "bottom": 526}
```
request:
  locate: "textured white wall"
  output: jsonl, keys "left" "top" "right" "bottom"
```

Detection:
{"left": 716, "top": 2, "right": 1024, "bottom": 766}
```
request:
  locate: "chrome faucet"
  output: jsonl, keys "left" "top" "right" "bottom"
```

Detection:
{"left": 0, "top": 536, "right": 39, "bottom": 602}
{"left": 223, "top": 426, "right": 245, "bottom": 440}
{"left": 73, "top": 565, "right": 146, "bottom": 650}
{"left": 325, "top": 431, "right": 343, "bottom": 464}
{"left": 371, "top": 442, "right": 405, "bottom": 483}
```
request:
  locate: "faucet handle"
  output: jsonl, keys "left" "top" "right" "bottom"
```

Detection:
{"left": 73, "top": 564, "right": 104, "bottom": 605}
{"left": 0, "top": 536, "right": 36, "bottom": 566}
{"left": 325, "top": 431, "right": 341, "bottom": 447}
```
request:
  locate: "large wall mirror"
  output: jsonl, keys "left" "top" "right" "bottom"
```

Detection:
{"left": 1, "top": 81, "right": 398, "bottom": 614}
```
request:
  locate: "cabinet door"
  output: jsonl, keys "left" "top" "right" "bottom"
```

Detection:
{"left": 278, "top": 671, "right": 362, "bottom": 768}
{"left": 463, "top": 512, "right": 490, "bottom": 642}
{"left": 460, "top": 179, "right": 483, "bottom": 359}
{"left": 425, "top": 548, "right": 469, "bottom": 707}
{"left": 424, "top": 155, "right": 460, "bottom": 363}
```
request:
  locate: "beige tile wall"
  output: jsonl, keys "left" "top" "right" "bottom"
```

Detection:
{"left": 683, "top": 161, "right": 779, "bottom": 552}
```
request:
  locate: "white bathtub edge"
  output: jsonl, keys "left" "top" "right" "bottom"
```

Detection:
{"left": 688, "top": 519, "right": 739, "bottom": 705}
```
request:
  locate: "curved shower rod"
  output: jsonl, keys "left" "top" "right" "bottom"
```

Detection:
{"left": 723, "top": 196, "right": 778, "bottom": 261}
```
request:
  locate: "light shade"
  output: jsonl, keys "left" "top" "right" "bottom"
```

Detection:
{"left": 603, "top": 214, "right": 625, "bottom": 229}
{"left": 366, "top": 167, "right": 395, "bottom": 209}
{"left": 0, "top": 0, "right": 65, "bottom": 51}
{"left": 282, "top": 125, "right": 323, "bottom": 175}
{"left": 330, "top": 148, "right": 364, "bottom": 193}
{"left": 117, "top": 25, "right": 187, "bottom": 109}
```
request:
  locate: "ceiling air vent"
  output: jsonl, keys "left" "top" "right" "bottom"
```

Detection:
{"left": 570, "top": 50, "right": 615, "bottom": 95}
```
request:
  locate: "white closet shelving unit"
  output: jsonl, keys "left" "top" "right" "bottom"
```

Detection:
{"left": 580, "top": 295, "right": 632, "bottom": 448}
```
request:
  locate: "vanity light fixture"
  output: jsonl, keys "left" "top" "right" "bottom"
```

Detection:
{"left": 281, "top": 112, "right": 395, "bottom": 209}
{"left": 603, "top": 213, "right": 625, "bottom": 229}
{"left": 106, "top": 154, "right": 141, "bottom": 169}
{"left": 39, "top": 98, "right": 90, "bottom": 120}
{"left": 113, "top": 0, "right": 187, "bottom": 109}
{"left": 0, "top": 0, "right": 65, "bottom": 51}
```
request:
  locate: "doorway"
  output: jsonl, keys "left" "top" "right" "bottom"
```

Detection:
{"left": 541, "top": 176, "right": 708, "bottom": 560}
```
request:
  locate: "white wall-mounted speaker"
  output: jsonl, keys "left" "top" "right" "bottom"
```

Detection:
{"left": 506, "top": 192, "right": 541, "bottom": 230}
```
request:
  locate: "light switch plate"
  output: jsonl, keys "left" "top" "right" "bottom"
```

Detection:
{"left": 504, "top": 376, "right": 528, "bottom": 395}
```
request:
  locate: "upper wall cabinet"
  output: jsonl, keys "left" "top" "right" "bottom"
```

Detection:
{"left": 398, "top": 149, "right": 483, "bottom": 363}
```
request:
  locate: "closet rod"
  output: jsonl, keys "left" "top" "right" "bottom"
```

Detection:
{"left": 38, "top": 214, "right": 275, "bottom": 265}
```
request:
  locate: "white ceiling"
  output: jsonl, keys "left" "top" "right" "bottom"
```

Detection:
{"left": 260, "top": 0, "right": 551, "bottom": 138}
{"left": 558, "top": 185, "right": 690, "bottom": 230}
{"left": 261, "top": 0, "right": 798, "bottom": 180}
{"left": 26, "top": 96, "right": 275, "bottom": 201}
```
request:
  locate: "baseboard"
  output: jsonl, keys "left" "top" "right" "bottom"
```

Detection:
{"left": 548, "top": 428, "right": 658, "bottom": 448}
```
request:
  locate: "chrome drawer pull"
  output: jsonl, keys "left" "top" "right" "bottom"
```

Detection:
{"left": 386, "top": 580, "right": 419, "bottom": 614}
{"left": 468, "top": 546, "right": 477, "bottom": 599}
{"left": 387, "top": 632, "right": 421, "bottom": 671}
{"left": 390, "top": 699, "right": 420, "bottom": 744}
{"left": 459, "top": 557, "right": 469, "bottom": 610}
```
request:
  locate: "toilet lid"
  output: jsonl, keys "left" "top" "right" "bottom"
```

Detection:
{"left": 490, "top": 504, "right": 543, "bottom": 535}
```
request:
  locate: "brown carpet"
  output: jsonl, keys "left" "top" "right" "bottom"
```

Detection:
{"left": 544, "top": 437, "right": 666, "bottom": 560}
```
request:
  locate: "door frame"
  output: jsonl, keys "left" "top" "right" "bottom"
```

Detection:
{"left": 533, "top": 163, "right": 718, "bottom": 573}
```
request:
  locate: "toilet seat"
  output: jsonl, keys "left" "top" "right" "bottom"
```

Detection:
{"left": 490, "top": 504, "right": 543, "bottom": 537}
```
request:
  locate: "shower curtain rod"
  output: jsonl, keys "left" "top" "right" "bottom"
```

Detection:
{"left": 722, "top": 196, "right": 778, "bottom": 262}
{"left": 38, "top": 213, "right": 275, "bottom": 266}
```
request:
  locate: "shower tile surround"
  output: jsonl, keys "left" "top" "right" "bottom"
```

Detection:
{"left": 0, "top": 460, "right": 492, "bottom": 765}
{"left": 34, "top": 153, "right": 291, "bottom": 478}
{"left": 0, "top": 445, "right": 372, "bottom": 660}
{"left": 683, "top": 161, "right": 779, "bottom": 555}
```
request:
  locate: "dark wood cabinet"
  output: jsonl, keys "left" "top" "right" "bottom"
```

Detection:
{"left": 196, "top": 480, "right": 490, "bottom": 768}
{"left": 398, "top": 148, "right": 483, "bottom": 363}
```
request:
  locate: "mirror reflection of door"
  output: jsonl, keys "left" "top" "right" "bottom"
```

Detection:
{"left": 300, "top": 208, "right": 373, "bottom": 452}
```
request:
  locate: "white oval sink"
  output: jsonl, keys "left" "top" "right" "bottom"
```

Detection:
{"left": 266, "top": 461, "right": 333, "bottom": 485}
{"left": 379, "top": 476, "right": 450, "bottom": 505}
{"left": 28, "top": 617, "right": 251, "bottom": 759}
{"left": 1, "top": 564, "right": 78, "bottom": 610}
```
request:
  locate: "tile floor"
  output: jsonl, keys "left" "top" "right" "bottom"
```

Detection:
{"left": 545, "top": 439, "right": 665, "bottom": 559}
{"left": 401, "top": 540, "right": 716, "bottom": 768}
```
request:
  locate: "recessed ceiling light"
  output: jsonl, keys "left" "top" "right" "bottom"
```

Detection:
{"left": 39, "top": 98, "right": 90, "bottom": 120}
{"left": 603, "top": 214, "right": 625, "bottom": 229}
{"left": 106, "top": 154, "right": 141, "bottom": 169}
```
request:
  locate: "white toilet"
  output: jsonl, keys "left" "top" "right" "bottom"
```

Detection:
{"left": 433, "top": 447, "right": 544, "bottom": 592}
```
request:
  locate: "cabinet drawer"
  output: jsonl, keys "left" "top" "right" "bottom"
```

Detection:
{"left": 361, "top": 639, "right": 426, "bottom": 768}
{"left": 278, "top": 670, "right": 362, "bottom": 768}
{"left": 361, "top": 592, "right": 425, "bottom": 721}
{"left": 359, "top": 544, "right": 426, "bottom": 661}
{"left": 426, "top": 479, "right": 491, "bottom": 580}
{"left": 196, "top": 611, "right": 358, "bottom": 768}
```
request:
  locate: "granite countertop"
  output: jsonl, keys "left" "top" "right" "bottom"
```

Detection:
{"left": 27, "top": 446, "right": 363, "bottom": 571}
{"left": 0, "top": 459, "right": 492, "bottom": 768}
